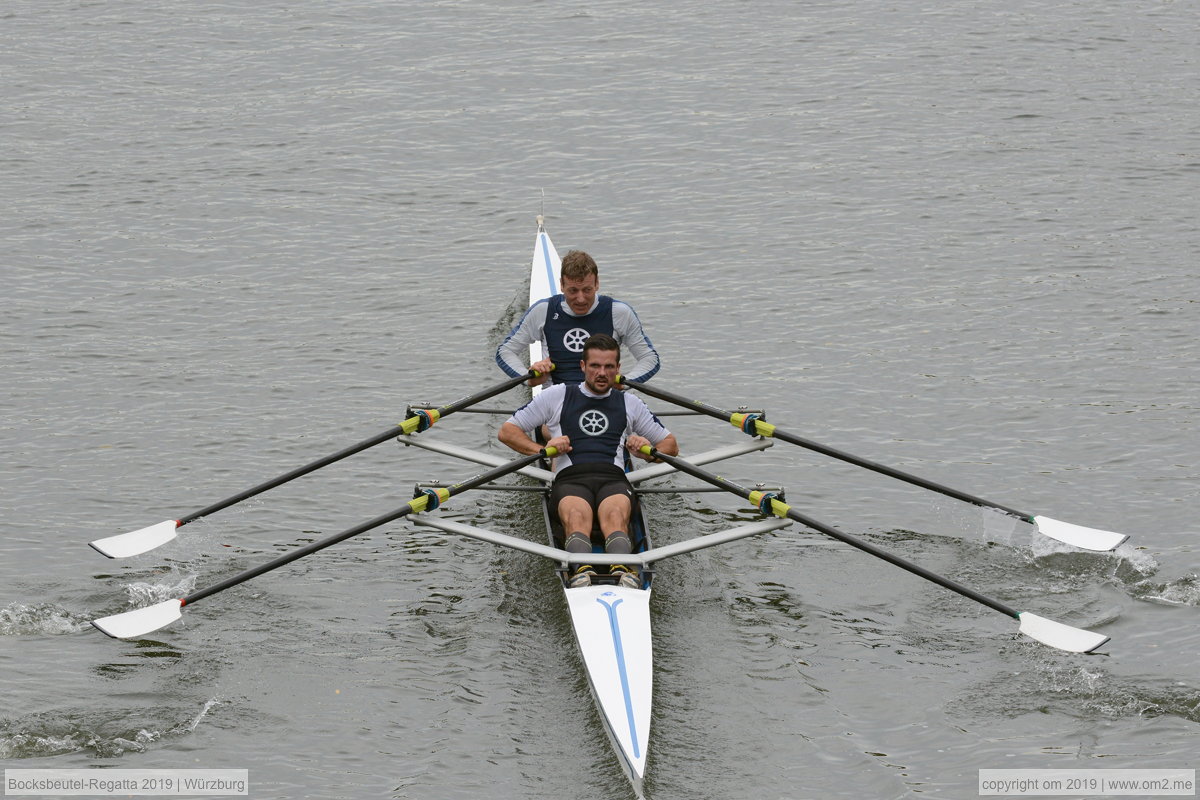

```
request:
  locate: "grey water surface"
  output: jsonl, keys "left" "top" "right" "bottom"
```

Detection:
{"left": 3, "top": 1, "right": 1197, "bottom": 798}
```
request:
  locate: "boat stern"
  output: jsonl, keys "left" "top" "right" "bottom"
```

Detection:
{"left": 564, "top": 584, "right": 653, "bottom": 790}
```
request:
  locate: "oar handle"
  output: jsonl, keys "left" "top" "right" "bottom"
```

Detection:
{"left": 639, "top": 445, "right": 1020, "bottom": 621}
{"left": 181, "top": 447, "right": 557, "bottom": 607}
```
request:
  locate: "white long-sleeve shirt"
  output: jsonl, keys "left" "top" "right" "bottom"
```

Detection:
{"left": 495, "top": 295, "right": 660, "bottom": 383}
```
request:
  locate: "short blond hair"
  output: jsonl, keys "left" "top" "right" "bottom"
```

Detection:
{"left": 560, "top": 250, "right": 598, "bottom": 282}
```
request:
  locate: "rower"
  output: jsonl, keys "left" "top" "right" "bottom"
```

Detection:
{"left": 495, "top": 249, "right": 660, "bottom": 387}
{"left": 498, "top": 333, "right": 678, "bottom": 588}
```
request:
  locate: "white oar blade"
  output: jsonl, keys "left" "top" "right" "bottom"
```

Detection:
{"left": 1017, "top": 612, "right": 1109, "bottom": 653}
{"left": 1033, "top": 515, "right": 1128, "bottom": 552}
{"left": 92, "top": 599, "right": 183, "bottom": 639}
{"left": 89, "top": 519, "right": 180, "bottom": 559}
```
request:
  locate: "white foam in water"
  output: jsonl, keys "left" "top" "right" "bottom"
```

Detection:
{"left": 1136, "top": 574, "right": 1200, "bottom": 607}
{"left": 981, "top": 507, "right": 1021, "bottom": 547}
{"left": 174, "top": 698, "right": 221, "bottom": 734}
{"left": 0, "top": 603, "right": 88, "bottom": 636}
{"left": 123, "top": 574, "right": 197, "bottom": 607}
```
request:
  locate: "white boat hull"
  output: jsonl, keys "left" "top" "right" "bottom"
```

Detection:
{"left": 564, "top": 584, "right": 652, "bottom": 793}
{"left": 531, "top": 221, "right": 651, "bottom": 794}
{"left": 529, "top": 222, "right": 561, "bottom": 369}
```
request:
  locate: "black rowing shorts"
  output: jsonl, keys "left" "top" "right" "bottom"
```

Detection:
{"left": 550, "top": 462, "right": 634, "bottom": 511}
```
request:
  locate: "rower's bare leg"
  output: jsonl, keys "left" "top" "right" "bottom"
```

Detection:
{"left": 598, "top": 495, "right": 640, "bottom": 588}
{"left": 558, "top": 496, "right": 597, "bottom": 587}
{"left": 597, "top": 494, "right": 632, "bottom": 545}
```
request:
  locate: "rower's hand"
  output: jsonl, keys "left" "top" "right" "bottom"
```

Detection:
{"left": 546, "top": 435, "right": 571, "bottom": 454}
{"left": 528, "top": 358, "right": 553, "bottom": 386}
{"left": 626, "top": 435, "right": 655, "bottom": 462}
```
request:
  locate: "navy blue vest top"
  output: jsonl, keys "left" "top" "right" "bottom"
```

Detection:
{"left": 543, "top": 295, "right": 615, "bottom": 384}
{"left": 560, "top": 385, "right": 628, "bottom": 465}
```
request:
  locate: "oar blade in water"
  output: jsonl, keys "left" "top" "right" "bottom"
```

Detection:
{"left": 1017, "top": 612, "right": 1109, "bottom": 653}
{"left": 92, "top": 599, "right": 183, "bottom": 639}
{"left": 89, "top": 520, "right": 179, "bottom": 559}
{"left": 1033, "top": 515, "right": 1128, "bottom": 552}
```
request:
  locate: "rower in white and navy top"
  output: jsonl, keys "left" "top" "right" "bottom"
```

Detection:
{"left": 499, "top": 333, "right": 678, "bottom": 588}
{"left": 495, "top": 249, "right": 660, "bottom": 386}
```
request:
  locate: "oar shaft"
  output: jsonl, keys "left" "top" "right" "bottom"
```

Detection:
{"left": 763, "top": 430, "right": 1028, "bottom": 521}
{"left": 645, "top": 447, "right": 1020, "bottom": 620}
{"left": 178, "top": 370, "right": 541, "bottom": 526}
{"left": 627, "top": 381, "right": 1031, "bottom": 522}
{"left": 184, "top": 504, "right": 414, "bottom": 604}
{"left": 180, "top": 427, "right": 399, "bottom": 524}
{"left": 184, "top": 448, "right": 553, "bottom": 607}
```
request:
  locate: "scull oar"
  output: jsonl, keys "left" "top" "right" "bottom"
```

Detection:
{"left": 89, "top": 369, "right": 549, "bottom": 559}
{"left": 624, "top": 380, "right": 1128, "bottom": 552}
{"left": 91, "top": 447, "right": 559, "bottom": 639}
{"left": 639, "top": 446, "right": 1110, "bottom": 654}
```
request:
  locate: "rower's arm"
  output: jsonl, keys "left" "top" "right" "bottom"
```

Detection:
{"left": 613, "top": 301, "right": 660, "bottom": 383}
{"left": 628, "top": 432, "right": 677, "bottom": 462}
{"left": 498, "top": 421, "right": 542, "bottom": 456}
{"left": 653, "top": 432, "right": 678, "bottom": 458}
{"left": 495, "top": 301, "right": 550, "bottom": 379}
{"left": 499, "top": 422, "right": 571, "bottom": 457}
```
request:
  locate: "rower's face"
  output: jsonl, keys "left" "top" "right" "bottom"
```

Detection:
{"left": 581, "top": 347, "right": 620, "bottom": 393}
{"left": 562, "top": 274, "right": 598, "bottom": 315}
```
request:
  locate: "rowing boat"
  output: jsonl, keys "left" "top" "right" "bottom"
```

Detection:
{"left": 533, "top": 219, "right": 653, "bottom": 788}
{"left": 537, "top": 220, "right": 652, "bottom": 789}
{"left": 427, "top": 221, "right": 659, "bottom": 791}
{"left": 404, "top": 221, "right": 796, "bottom": 794}
{"left": 88, "top": 217, "right": 1123, "bottom": 798}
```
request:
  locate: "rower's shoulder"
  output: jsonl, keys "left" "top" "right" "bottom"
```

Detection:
{"left": 537, "top": 382, "right": 570, "bottom": 402}
{"left": 607, "top": 297, "right": 645, "bottom": 316}
{"left": 621, "top": 388, "right": 653, "bottom": 409}
{"left": 513, "top": 297, "right": 555, "bottom": 325}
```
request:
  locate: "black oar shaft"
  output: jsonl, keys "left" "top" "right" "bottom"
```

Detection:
{"left": 627, "top": 381, "right": 1032, "bottom": 523}
{"left": 183, "top": 449, "right": 551, "bottom": 606}
{"left": 646, "top": 447, "right": 1020, "bottom": 620}
{"left": 181, "top": 427, "right": 399, "bottom": 524}
{"left": 178, "top": 371, "right": 539, "bottom": 526}
{"left": 184, "top": 504, "right": 414, "bottom": 604}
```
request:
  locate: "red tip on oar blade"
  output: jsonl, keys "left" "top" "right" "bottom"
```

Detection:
{"left": 91, "top": 599, "right": 184, "bottom": 639}
{"left": 1033, "top": 516, "right": 1129, "bottom": 552}
{"left": 89, "top": 520, "right": 180, "bottom": 559}
{"left": 1017, "top": 612, "right": 1110, "bottom": 653}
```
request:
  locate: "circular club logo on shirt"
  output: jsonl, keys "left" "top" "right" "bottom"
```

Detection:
{"left": 579, "top": 409, "right": 609, "bottom": 436}
{"left": 562, "top": 328, "right": 590, "bottom": 352}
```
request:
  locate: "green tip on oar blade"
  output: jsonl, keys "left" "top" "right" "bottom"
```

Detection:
{"left": 1032, "top": 516, "right": 1128, "bottom": 552}
{"left": 1017, "top": 612, "right": 1109, "bottom": 653}
{"left": 92, "top": 599, "right": 184, "bottom": 639}
{"left": 89, "top": 520, "right": 180, "bottom": 559}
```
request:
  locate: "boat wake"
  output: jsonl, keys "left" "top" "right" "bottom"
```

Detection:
{"left": 955, "top": 662, "right": 1200, "bottom": 725}
{"left": 1026, "top": 536, "right": 1199, "bottom": 607}
{"left": 0, "top": 697, "right": 221, "bottom": 759}
{"left": 0, "top": 603, "right": 90, "bottom": 636}
{"left": 1126, "top": 573, "right": 1200, "bottom": 607}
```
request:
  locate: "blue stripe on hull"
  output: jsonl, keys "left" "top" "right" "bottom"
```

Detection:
{"left": 539, "top": 232, "right": 556, "bottom": 293}
{"left": 596, "top": 592, "right": 640, "bottom": 759}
